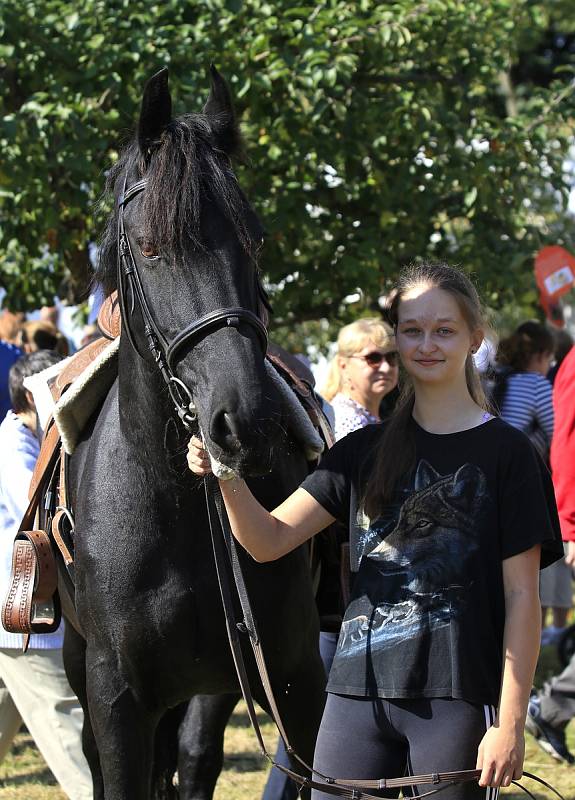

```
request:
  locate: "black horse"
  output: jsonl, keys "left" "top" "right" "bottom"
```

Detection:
{"left": 63, "top": 67, "right": 326, "bottom": 799}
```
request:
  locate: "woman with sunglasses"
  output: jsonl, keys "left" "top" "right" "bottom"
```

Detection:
{"left": 188, "top": 262, "right": 562, "bottom": 798}
{"left": 322, "top": 319, "right": 399, "bottom": 442}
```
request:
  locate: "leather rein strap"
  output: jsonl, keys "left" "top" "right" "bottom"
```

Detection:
{"left": 204, "top": 478, "right": 564, "bottom": 800}
{"left": 117, "top": 176, "right": 268, "bottom": 430}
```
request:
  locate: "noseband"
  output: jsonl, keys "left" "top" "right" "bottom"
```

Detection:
{"left": 117, "top": 176, "right": 268, "bottom": 429}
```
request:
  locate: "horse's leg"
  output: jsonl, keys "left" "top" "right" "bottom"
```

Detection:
{"left": 152, "top": 705, "right": 184, "bottom": 800}
{"left": 178, "top": 692, "right": 241, "bottom": 800}
{"left": 84, "top": 645, "right": 158, "bottom": 800}
{"left": 62, "top": 623, "right": 104, "bottom": 800}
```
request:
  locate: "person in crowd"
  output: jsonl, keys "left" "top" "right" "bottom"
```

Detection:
{"left": 321, "top": 318, "right": 399, "bottom": 440}
{"left": 492, "top": 320, "right": 555, "bottom": 459}
{"left": 0, "top": 341, "right": 21, "bottom": 422}
{"left": 18, "top": 320, "right": 69, "bottom": 357}
{"left": 188, "top": 262, "right": 561, "bottom": 798}
{"left": 0, "top": 308, "right": 24, "bottom": 420}
{"left": 538, "top": 328, "right": 574, "bottom": 646}
{"left": 548, "top": 329, "right": 573, "bottom": 385}
{"left": 39, "top": 305, "right": 60, "bottom": 328}
{"left": 39, "top": 305, "right": 76, "bottom": 355}
{"left": 0, "top": 351, "right": 92, "bottom": 799}
{"left": 0, "top": 309, "right": 25, "bottom": 346}
{"left": 492, "top": 322, "right": 567, "bottom": 643}
{"left": 526, "top": 343, "right": 575, "bottom": 764}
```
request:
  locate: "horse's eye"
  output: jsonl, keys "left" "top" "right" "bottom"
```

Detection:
{"left": 140, "top": 242, "right": 159, "bottom": 259}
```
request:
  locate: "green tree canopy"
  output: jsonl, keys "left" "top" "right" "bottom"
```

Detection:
{"left": 1, "top": 0, "right": 574, "bottom": 342}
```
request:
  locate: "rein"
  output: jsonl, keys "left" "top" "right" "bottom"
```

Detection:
{"left": 116, "top": 176, "right": 268, "bottom": 429}
{"left": 204, "top": 478, "right": 565, "bottom": 800}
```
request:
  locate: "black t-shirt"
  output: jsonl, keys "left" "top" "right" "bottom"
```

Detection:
{"left": 301, "top": 417, "right": 562, "bottom": 705}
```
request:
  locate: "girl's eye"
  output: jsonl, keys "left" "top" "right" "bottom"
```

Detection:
{"left": 140, "top": 243, "right": 159, "bottom": 259}
{"left": 437, "top": 328, "right": 454, "bottom": 335}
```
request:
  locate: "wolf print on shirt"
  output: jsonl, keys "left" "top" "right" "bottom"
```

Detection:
{"left": 338, "top": 461, "right": 488, "bottom": 657}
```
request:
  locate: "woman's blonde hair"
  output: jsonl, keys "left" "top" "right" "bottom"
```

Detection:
{"left": 321, "top": 318, "right": 395, "bottom": 401}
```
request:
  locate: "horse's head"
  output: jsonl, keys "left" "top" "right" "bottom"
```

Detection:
{"left": 97, "top": 67, "right": 284, "bottom": 475}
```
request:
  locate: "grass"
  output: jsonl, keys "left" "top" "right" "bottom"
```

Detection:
{"left": 0, "top": 648, "right": 574, "bottom": 799}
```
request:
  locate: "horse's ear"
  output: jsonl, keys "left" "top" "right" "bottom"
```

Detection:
{"left": 203, "top": 64, "right": 241, "bottom": 156}
{"left": 138, "top": 67, "right": 172, "bottom": 154}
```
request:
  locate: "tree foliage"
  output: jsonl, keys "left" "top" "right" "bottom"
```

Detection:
{"left": 1, "top": 1, "right": 574, "bottom": 343}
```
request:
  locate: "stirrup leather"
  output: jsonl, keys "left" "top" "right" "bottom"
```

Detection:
{"left": 2, "top": 529, "right": 61, "bottom": 645}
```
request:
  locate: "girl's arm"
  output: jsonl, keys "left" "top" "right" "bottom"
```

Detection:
{"left": 187, "top": 436, "right": 336, "bottom": 562}
{"left": 476, "top": 544, "right": 541, "bottom": 788}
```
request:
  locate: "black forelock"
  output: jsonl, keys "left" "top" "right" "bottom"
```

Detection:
{"left": 94, "top": 112, "right": 254, "bottom": 298}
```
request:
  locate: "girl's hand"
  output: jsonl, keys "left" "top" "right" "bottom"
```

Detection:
{"left": 187, "top": 435, "right": 212, "bottom": 476}
{"left": 476, "top": 723, "right": 524, "bottom": 788}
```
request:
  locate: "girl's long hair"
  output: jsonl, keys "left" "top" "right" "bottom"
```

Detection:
{"left": 321, "top": 318, "right": 395, "bottom": 402}
{"left": 363, "top": 262, "right": 489, "bottom": 519}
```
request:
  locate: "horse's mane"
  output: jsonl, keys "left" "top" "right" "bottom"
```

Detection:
{"left": 95, "top": 113, "right": 254, "bottom": 297}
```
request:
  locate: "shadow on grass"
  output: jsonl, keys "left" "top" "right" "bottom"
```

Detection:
{"left": 534, "top": 645, "right": 563, "bottom": 688}
{"left": 229, "top": 711, "right": 270, "bottom": 729}
{"left": 9, "top": 738, "right": 35, "bottom": 758}
{"left": 223, "top": 753, "right": 268, "bottom": 773}
{"left": 0, "top": 768, "right": 57, "bottom": 787}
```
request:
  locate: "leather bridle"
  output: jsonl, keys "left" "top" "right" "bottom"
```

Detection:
{"left": 116, "top": 175, "right": 268, "bottom": 429}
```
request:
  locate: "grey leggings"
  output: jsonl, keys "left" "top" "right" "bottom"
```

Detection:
{"left": 311, "top": 693, "right": 499, "bottom": 800}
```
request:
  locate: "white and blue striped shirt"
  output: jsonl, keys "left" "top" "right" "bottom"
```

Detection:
{"left": 499, "top": 372, "right": 554, "bottom": 458}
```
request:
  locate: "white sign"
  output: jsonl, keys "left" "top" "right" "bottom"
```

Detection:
{"left": 544, "top": 266, "right": 575, "bottom": 296}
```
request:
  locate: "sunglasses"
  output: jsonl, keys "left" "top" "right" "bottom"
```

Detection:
{"left": 351, "top": 351, "right": 399, "bottom": 367}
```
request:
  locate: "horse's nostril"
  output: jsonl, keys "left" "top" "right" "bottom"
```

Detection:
{"left": 211, "top": 409, "right": 241, "bottom": 452}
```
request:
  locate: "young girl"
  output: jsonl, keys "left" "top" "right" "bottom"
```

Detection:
{"left": 188, "top": 262, "right": 562, "bottom": 798}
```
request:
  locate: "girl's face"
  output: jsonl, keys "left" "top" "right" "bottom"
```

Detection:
{"left": 396, "top": 285, "right": 483, "bottom": 389}
{"left": 339, "top": 338, "right": 399, "bottom": 402}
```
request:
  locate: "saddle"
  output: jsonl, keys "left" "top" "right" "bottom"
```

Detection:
{"left": 1, "top": 293, "right": 333, "bottom": 646}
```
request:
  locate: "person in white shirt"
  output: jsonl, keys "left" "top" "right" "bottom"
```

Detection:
{"left": 0, "top": 350, "right": 91, "bottom": 800}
